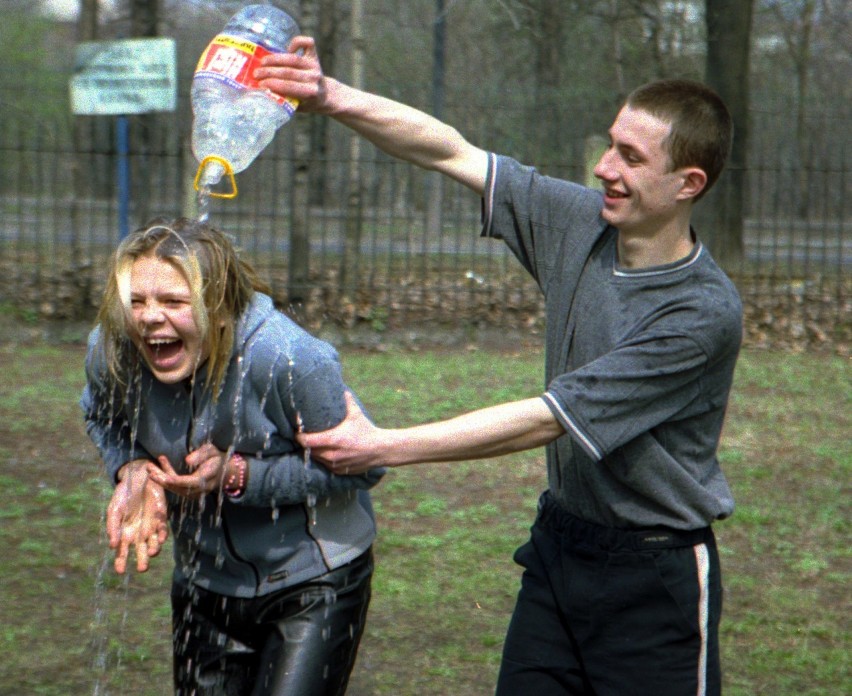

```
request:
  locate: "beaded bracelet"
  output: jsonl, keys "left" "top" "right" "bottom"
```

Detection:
{"left": 224, "top": 453, "right": 247, "bottom": 498}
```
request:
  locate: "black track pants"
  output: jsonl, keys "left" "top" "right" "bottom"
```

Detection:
{"left": 496, "top": 494, "right": 722, "bottom": 696}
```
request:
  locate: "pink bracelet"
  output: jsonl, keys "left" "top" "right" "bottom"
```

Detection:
{"left": 224, "top": 453, "right": 247, "bottom": 498}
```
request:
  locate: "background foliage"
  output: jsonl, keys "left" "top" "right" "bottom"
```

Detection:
{"left": 0, "top": 0, "right": 848, "bottom": 355}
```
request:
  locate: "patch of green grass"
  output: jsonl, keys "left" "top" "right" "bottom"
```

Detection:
{"left": 0, "top": 301, "right": 39, "bottom": 324}
{"left": 0, "top": 342, "right": 848, "bottom": 695}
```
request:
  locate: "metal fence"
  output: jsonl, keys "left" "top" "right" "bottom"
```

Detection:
{"left": 0, "top": 100, "right": 848, "bottom": 354}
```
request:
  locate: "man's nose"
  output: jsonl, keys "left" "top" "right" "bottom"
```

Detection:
{"left": 593, "top": 148, "right": 614, "bottom": 181}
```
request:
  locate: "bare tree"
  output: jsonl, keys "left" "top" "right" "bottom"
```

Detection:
{"left": 605, "top": 0, "right": 628, "bottom": 98}
{"left": 309, "top": 0, "right": 340, "bottom": 206}
{"left": 288, "top": 0, "right": 318, "bottom": 309}
{"left": 425, "top": 0, "right": 447, "bottom": 242}
{"left": 78, "top": 0, "right": 99, "bottom": 40}
{"left": 67, "top": 0, "right": 104, "bottom": 313}
{"left": 129, "top": 0, "right": 159, "bottom": 35}
{"left": 531, "top": 0, "right": 568, "bottom": 156}
{"left": 339, "top": 0, "right": 365, "bottom": 296}
{"left": 594, "top": 0, "right": 702, "bottom": 101}
{"left": 128, "top": 0, "right": 162, "bottom": 224}
{"left": 698, "top": 0, "right": 755, "bottom": 269}
{"left": 763, "top": 0, "right": 819, "bottom": 217}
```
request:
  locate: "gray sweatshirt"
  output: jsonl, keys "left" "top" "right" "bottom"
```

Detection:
{"left": 82, "top": 293, "right": 382, "bottom": 597}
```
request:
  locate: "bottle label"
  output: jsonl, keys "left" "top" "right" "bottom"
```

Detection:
{"left": 195, "top": 34, "right": 298, "bottom": 115}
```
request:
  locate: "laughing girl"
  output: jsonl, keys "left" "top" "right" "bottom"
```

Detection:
{"left": 81, "top": 217, "right": 381, "bottom": 695}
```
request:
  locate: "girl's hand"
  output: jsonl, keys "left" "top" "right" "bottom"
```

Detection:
{"left": 106, "top": 459, "right": 168, "bottom": 574}
{"left": 146, "top": 443, "right": 228, "bottom": 499}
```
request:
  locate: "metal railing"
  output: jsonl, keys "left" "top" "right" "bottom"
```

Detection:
{"left": 0, "top": 105, "right": 848, "bottom": 353}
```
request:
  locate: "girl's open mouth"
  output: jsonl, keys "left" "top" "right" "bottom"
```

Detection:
{"left": 146, "top": 338, "right": 184, "bottom": 368}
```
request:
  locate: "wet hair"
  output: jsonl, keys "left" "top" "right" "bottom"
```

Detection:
{"left": 625, "top": 79, "right": 732, "bottom": 199}
{"left": 97, "top": 217, "right": 271, "bottom": 400}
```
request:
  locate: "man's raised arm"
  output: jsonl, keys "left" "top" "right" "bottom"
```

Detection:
{"left": 255, "top": 36, "right": 489, "bottom": 195}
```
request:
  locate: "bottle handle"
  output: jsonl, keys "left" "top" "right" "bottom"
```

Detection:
{"left": 194, "top": 156, "right": 239, "bottom": 199}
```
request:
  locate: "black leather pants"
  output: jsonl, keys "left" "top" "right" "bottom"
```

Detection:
{"left": 171, "top": 549, "right": 373, "bottom": 696}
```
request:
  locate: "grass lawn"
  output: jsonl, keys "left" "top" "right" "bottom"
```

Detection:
{"left": 0, "top": 339, "right": 848, "bottom": 695}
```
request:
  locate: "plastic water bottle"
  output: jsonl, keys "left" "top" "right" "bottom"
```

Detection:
{"left": 191, "top": 4, "right": 300, "bottom": 191}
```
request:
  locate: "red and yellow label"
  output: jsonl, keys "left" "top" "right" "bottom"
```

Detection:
{"left": 195, "top": 34, "right": 297, "bottom": 112}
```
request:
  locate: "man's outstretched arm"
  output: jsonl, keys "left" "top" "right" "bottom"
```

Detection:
{"left": 297, "top": 392, "right": 564, "bottom": 475}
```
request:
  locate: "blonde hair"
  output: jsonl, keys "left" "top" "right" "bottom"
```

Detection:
{"left": 97, "top": 217, "right": 270, "bottom": 400}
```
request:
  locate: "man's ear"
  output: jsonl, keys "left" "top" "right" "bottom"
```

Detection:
{"left": 677, "top": 167, "right": 708, "bottom": 201}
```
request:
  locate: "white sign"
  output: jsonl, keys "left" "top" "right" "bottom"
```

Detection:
{"left": 70, "top": 38, "right": 177, "bottom": 115}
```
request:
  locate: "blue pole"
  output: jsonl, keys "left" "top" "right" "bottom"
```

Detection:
{"left": 117, "top": 114, "right": 130, "bottom": 240}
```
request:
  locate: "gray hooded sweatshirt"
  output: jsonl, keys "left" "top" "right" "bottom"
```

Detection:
{"left": 82, "top": 293, "right": 382, "bottom": 598}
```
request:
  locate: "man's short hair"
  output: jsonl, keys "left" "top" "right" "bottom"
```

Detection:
{"left": 626, "top": 79, "right": 733, "bottom": 198}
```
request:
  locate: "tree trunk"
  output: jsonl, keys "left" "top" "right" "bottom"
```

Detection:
{"left": 425, "top": 0, "right": 447, "bottom": 242}
{"left": 288, "top": 0, "right": 318, "bottom": 310}
{"left": 69, "top": 0, "right": 101, "bottom": 316}
{"left": 530, "top": 0, "right": 567, "bottom": 165}
{"left": 698, "top": 0, "right": 754, "bottom": 270}
{"left": 79, "top": 0, "right": 98, "bottom": 41}
{"left": 608, "top": 0, "right": 627, "bottom": 100}
{"left": 309, "top": 0, "right": 338, "bottom": 206}
{"left": 793, "top": 0, "right": 816, "bottom": 218}
{"left": 339, "top": 0, "right": 365, "bottom": 296}
{"left": 129, "top": 0, "right": 160, "bottom": 225}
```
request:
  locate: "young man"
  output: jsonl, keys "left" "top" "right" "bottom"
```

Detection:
{"left": 257, "top": 37, "right": 742, "bottom": 696}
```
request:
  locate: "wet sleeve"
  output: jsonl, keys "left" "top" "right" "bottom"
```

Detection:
{"left": 235, "top": 341, "right": 383, "bottom": 508}
{"left": 80, "top": 331, "right": 152, "bottom": 483}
